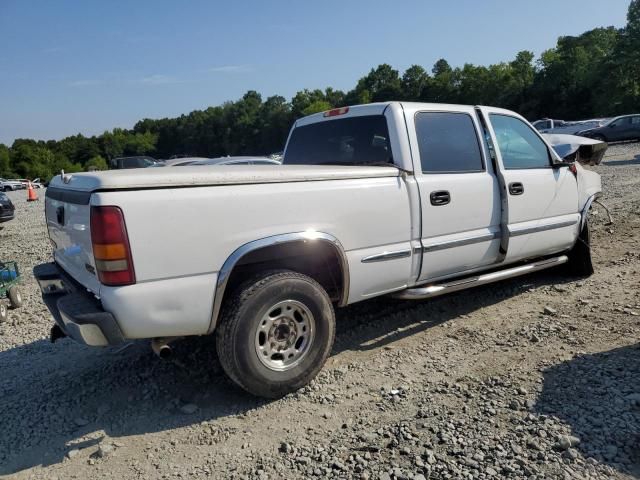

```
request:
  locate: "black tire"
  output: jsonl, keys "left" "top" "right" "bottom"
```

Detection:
{"left": 0, "top": 303, "right": 7, "bottom": 323}
{"left": 216, "top": 270, "right": 335, "bottom": 398}
{"left": 567, "top": 219, "right": 594, "bottom": 277}
{"left": 8, "top": 286, "right": 22, "bottom": 309}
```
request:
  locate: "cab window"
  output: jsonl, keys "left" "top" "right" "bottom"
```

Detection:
{"left": 489, "top": 114, "right": 551, "bottom": 169}
{"left": 415, "top": 112, "right": 484, "bottom": 173}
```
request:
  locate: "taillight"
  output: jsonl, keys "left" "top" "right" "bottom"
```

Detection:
{"left": 90, "top": 206, "right": 136, "bottom": 286}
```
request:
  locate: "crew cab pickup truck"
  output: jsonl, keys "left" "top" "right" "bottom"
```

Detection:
{"left": 35, "top": 103, "right": 602, "bottom": 398}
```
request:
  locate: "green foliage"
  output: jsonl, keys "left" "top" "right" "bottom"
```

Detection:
{"left": 86, "top": 155, "right": 108, "bottom": 171}
{"left": 1, "top": 1, "right": 638, "bottom": 180}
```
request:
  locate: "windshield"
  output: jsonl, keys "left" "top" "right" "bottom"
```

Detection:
{"left": 283, "top": 115, "right": 393, "bottom": 166}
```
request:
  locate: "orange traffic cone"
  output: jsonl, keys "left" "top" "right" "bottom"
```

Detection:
{"left": 27, "top": 181, "right": 38, "bottom": 202}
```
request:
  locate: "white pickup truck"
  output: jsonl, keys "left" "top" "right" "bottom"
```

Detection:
{"left": 35, "top": 102, "right": 602, "bottom": 398}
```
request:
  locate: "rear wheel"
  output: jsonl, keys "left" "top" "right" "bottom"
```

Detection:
{"left": 216, "top": 270, "right": 335, "bottom": 398}
{"left": 8, "top": 286, "right": 22, "bottom": 309}
{"left": 0, "top": 304, "right": 7, "bottom": 323}
{"left": 567, "top": 219, "right": 594, "bottom": 276}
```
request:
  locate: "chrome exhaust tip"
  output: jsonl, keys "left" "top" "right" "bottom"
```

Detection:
{"left": 151, "top": 337, "right": 179, "bottom": 359}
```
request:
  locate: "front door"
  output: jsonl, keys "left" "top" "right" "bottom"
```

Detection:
{"left": 403, "top": 105, "right": 502, "bottom": 281}
{"left": 480, "top": 108, "right": 580, "bottom": 263}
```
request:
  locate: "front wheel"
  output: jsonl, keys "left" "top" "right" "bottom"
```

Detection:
{"left": 566, "top": 219, "right": 594, "bottom": 276}
{"left": 216, "top": 271, "right": 335, "bottom": 398}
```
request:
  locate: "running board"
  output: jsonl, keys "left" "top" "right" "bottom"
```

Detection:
{"left": 392, "top": 255, "right": 568, "bottom": 301}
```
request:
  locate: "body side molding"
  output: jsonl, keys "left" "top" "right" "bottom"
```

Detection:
{"left": 508, "top": 218, "right": 579, "bottom": 237}
{"left": 361, "top": 249, "right": 412, "bottom": 263}
{"left": 207, "top": 232, "right": 350, "bottom": 334}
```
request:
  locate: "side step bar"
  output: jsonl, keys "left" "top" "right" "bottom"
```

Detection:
{"left": 392, "top": 255, "right": 568, "bottom": 301}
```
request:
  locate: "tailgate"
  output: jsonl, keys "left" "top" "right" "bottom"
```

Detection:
{"left": 45, "top": 188, "right": 101, "bottom": 295}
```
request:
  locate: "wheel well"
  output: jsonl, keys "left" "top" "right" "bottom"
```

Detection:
{"left": 225, "top": 240, "right": 346, "bottom": 304}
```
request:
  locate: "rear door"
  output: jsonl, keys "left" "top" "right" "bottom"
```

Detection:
{"left": 403, "top": 105, "right": 502, "bottom": 281}
{"left": 479, "top": 107, "right": 580, "bottom": 263}
{"left": 45, "top": 187, "right": 101, "bottom": 294}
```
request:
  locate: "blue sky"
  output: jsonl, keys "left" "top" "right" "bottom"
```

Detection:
{"left": 0, "top": 0, "right": 630, "bottom": 145}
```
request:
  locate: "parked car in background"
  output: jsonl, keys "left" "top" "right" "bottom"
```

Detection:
{"left": 0, "top": 178, "right": 25, "bottom": 192}
{"left": 36, "top": 102, "right": 601, "bottom": 399}
{"left": 17, "top": 178, "right": 44, "bottom": 189}
{"left": 110, "top": 156, "right": 161, "bottom": 169}
{"left": 532, "top": 118, "right": 568, "bottom": 132}
{"left": 0, "top": 192, "right": 15, "bottom": 223}
{"left": 154, "top": 157, "right": 210, "bottom": 167}
{"left": 576, "top": 114, "right": 640, "bottom": 142}
{"left": 532, "top": 118, "right": 609, "bottom": 135}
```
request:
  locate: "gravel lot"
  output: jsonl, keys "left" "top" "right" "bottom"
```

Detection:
{"left": 1, "top": 143, "right": 639, "bottom": 479}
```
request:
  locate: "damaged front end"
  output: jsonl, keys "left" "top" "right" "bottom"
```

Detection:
{"left": 543, "top": 133, "right": 608, "bottom": 166}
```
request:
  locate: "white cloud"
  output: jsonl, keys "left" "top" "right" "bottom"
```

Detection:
{"left": 139, "top": 74, "right": 181, "bottom": 85}
{"left": 208, "top": 65, "right": 253, "bottom": 74}
{"left": 68, "top": 79, "right": 103, "bottom": 87}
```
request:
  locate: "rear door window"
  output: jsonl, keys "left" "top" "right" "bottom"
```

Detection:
{"left": 489, "top": 114, "right": 551, "bottom": 169}
{"left": 284, "top": 115, "right": 393, "bottom": 166}
{"left": 415, "top": 112, "right": 484, "bottom": 173}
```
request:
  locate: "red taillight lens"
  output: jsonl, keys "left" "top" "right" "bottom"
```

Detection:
{"left": 90, "top": 206, "right": 136, "bottom": 286}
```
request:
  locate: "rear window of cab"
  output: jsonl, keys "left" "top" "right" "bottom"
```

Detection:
{"left": 283, "top": 115, "right": 393, "bottom": 166}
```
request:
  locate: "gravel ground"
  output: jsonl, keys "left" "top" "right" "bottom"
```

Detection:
{"left": 0, "top": 143, "right": 639, "bottom": 479}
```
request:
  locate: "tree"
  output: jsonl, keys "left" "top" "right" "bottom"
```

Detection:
{"left": 0, "top": 145, "right": 11, "bottom": 176}
{"left": 86, "top": 155, "right": 108, "bottom": 171}
{"left": 424, "top": 59, "right": 458, "bottom": 103}
{"left": 346, "top": 64, "right": 402, "bottom": 103}
{"left": 401, "top": 65, "right": 429, "bottom": 101}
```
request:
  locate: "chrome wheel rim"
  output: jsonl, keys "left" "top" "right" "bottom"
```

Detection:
{"left": 254, "top": 299, "right": 315, "bottom": 371}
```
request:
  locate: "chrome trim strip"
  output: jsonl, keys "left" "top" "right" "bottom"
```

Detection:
{"left": 421, "top": 231, "right": 499, "bottom": 253}
{"left": 392, "top": 255, "right": 568, "bottom": 301}
{"left": 361, "top": 249, "right": 412, "bottom": 263}
{"left": 207, "top": 232, "right": 350, "bottom": 334}
{"left": 509, "top": 219, "right": 578, "bottom": 237}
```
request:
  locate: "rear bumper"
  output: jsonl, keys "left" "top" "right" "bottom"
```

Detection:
{"left": 33, "top": 262, "right": 125, "bottom": 346}
{"left": 0, "top": 212, "right": 14, "bottom": 223}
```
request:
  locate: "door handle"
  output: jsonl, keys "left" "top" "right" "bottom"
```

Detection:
{"left": 509, "top": 182, "right": 524, "bottom": 195}
{"left": 430, "top": 190, "right": 451, "bottom": 206}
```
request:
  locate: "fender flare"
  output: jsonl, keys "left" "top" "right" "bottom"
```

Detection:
{"left": 206, "top": 231, "right": 350, "bottom": 334}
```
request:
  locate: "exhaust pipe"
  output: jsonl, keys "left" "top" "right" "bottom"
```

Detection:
{"left": 151, "top": 337, "right": 179, "bottom": 359}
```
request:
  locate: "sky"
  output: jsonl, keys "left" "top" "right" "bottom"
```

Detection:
{"left": 0, "top": 0, "right": 631, "bottom": 145}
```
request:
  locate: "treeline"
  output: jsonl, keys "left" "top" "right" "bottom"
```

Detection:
{"left": 2, "top": 0, "right": 639, "bottom": 180}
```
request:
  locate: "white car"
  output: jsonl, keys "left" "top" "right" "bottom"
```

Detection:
{"left": 35, "top": 102, "right": 602, "bottom": 398}
{"left": 0, "top": 178, "right": 25, "bottom": 191}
